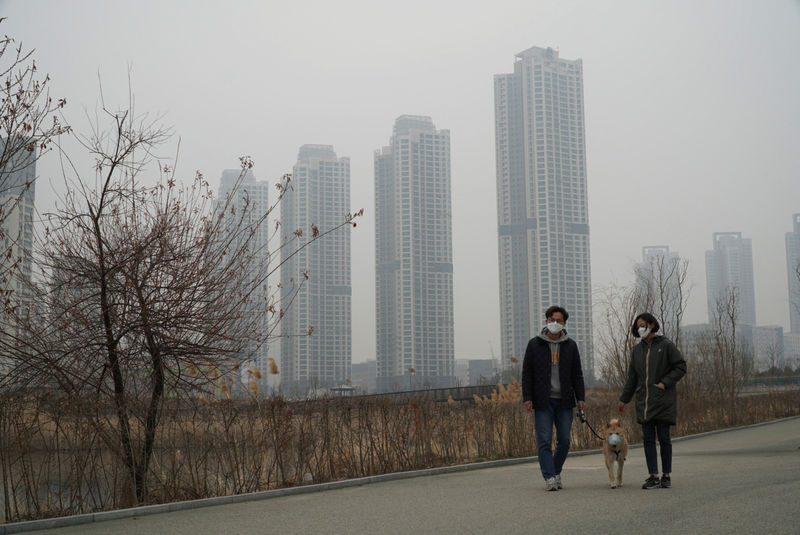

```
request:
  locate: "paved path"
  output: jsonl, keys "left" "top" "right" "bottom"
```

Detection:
{"left": 8, "top": 417, "right": 800, "bottom": 534}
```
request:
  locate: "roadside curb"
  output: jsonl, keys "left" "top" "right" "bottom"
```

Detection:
{"left": 2, "top": 414, "right": 798, "bottom": 534}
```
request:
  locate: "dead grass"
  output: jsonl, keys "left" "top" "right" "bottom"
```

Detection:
{"left": 2, "top": 385, "right": 798, "bottom": 522}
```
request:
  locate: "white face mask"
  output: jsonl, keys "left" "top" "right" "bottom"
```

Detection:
{"left": 638, "top": 327, "right": 651, "bottom": 339}
{"left": 546, "top": 322, "right": 564, "bottom": 334}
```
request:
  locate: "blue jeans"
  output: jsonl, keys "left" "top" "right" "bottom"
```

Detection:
{"left": 642, "top": 420, "right": 672, "bottom": 475}
{"left": 534, "top": 398, "right": 574, "bottom": 480}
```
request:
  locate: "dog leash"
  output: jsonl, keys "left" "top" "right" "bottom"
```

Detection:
{"left": 577, "top": 409, "right": 606, "bottom": 441}
{"left": 572, "top": 394, "right": 605, "bottom": 441}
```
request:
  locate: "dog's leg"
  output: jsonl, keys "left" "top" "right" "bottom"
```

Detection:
{"left": 617, "top": 457, "right": 624, "bottom": 487}
{"left": 605, "top": 455, "right": 616, "bottom": 489}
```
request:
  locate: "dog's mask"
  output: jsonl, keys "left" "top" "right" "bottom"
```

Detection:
{"left": 605, "top": 420, "right": 625, "bottom": 448}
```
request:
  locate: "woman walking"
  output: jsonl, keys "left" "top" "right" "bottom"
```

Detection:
{"left": 618, "top": 312, "right": 686, "bottom": 489}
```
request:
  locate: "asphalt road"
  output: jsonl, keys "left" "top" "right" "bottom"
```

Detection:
{"left": 8, "top": 417, "right": 800, "bottom": 535}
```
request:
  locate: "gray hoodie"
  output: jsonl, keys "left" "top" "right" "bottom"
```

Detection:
{"left": 537, "top": 329, "right": 570, "bottom": 399}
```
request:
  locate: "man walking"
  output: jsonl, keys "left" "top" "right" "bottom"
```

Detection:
{"left": 522, "top": 305, "right": 586, "bottom": 491}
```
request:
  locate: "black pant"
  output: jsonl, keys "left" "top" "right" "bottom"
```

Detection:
{"left": 642, "top": 420, "right": 672, "bottom": 475}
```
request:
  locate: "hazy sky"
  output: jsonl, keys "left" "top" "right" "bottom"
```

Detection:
{"left": 3, "top": 0, "right": 800, "bottom": 365}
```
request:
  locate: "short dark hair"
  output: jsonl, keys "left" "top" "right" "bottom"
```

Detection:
{"left": 545, "top": 305, "right": 569, "bottom": 322}
{"left": 631, "top": 312, "right": 660, "bottom": 337}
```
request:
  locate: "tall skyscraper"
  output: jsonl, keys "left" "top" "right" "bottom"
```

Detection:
{"left": 375, "top": 115, "right": 454, "bottom": 391}
{"left": 217, "top": 169, "right": 272, "bottom": 394}
{"left": 494, "top": 46, "right": 593, "bottom": 378}
{"left": 0, "top": 143, "right": 35, "bottom": 299}
{"left": 786, "top": 214, "right": 800, "bottom": 333}
{"left": 705, "top": 232, "right": 756, "bottom": 327}
{"left": 281, "top": 145, "right": 351, "bottom": 392}
{"left": 0, "top": 143, "right": 36, "bottom": 379}
{"left": 634, "top": 246, "right": 683, "bottom": 339}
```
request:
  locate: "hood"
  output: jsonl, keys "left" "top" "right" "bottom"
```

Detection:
{"left": 537, "top": 328, "right": 570, "bottom": 344}
{"left": 640, "top": 333, "right": 665, "bottom": 345}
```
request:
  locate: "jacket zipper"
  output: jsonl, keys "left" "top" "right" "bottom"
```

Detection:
{"left": 643, "top": 344, "right": 651, "bottom": 421}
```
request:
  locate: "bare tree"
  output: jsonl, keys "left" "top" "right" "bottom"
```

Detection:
{"left": 1, "top": 95, "right": 360, "bottom": 505}
{"left": 597, "top": 257, "right": 690, "bottom": 390}
{"left": 698, "top": 286, "right": 754, "bottom": 405}
{"left": 0, "top": 19, "right": 69, "bottom": 222}
{"left": 634, "top": 255, "right": 690, "bottom": 348}
{"left": 0, "top": 21, "right": 70, "bottom": 342}
{"left": 596, "top": 282, "right": 640, "bottom": 389}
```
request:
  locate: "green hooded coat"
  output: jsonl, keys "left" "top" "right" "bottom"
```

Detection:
{"left": 619, "top": 335, "right": 687, "bottom": 425}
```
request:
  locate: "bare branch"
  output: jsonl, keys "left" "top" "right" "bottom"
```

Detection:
{"left": 1, "top": 82, "right": 360, "bottom": 505}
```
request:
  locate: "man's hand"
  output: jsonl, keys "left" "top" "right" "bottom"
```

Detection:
{"left": 524, "top": 400, "right": 533, "bottom": 412}
{"left": 656, "top": 382, "right": 665, "bottom": 390}
{"left": 577, "top": 401, "right": 585, "bottom": 411}
{"left": 617, "top": 401, "right": 625, "bottom": 415}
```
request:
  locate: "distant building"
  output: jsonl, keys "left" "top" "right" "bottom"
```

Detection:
{"left": 786, "top": 214, "right": 800, "bottom": 333}
{"left": 350, "top": 360, "right": 377, "bottom": 394}
{"left": 634, "top": 246, "right": 683, "bottom": 339}
{"left": 0, "top": 142, "right": 36, "bottom": 380}
{"left": 374, "top": 115, "right": 454, "bottom": 392}
{"left": 494, "top": 46, "right": 593, "bottom": 380}
{"left": 281, "top": 145, "right": 351, "bottom": 393}
{"left": 454, "top": 359, "right": 470, "bottom": 386}
{"left": 217, "top": 169, "right": 272, "bottom": 395}
{"left": 705, "top": 232, "right": 756, "bottom": 327}
{"left": 681, "top": 322, "right": 764, "bottom": 374}
{"left": 468, "top": 359, "right": 496, "bottom": 386}
{"left": 680, "top": 323, "right": 715, "bottom": 355}
{"left": 783, "top": 332, "right": 800, "bottom": 370}
{"left": 0, "top": 142, "right": 35, "bottom": 301}
{"left": 752, "top": 325, "right": 784, "bottom": 371}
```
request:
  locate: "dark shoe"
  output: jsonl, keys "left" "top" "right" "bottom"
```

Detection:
{"left": 642, "top": 476, "right": 660, "bottom": 489}
{"left": 660, "top": 475, "right": 671, "bottom": 488}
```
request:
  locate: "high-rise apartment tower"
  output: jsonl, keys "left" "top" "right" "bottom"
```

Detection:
{"left": 217, "top": 169, "right": 272, "bottom": 394}
{"left": 494, "top": 46, "right": 593, "bottom": 378}
{"left": 281, "top": 145, "right": 351, "bottom": 392}
{"left": 786, "top": 214, "right": 800, "bottom": 333}
{"left": 375, "top": 116, "right": 454, "bottom": 391}
{"left": 0, "top": 143, "right": 36, "bottom": 379}
{"left": 705, "top": 232, "right": 756, "bottom": 327}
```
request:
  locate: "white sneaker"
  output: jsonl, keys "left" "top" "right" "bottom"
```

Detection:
{"left": 555, "top": 474, "right": 563, "bottom": 489}
{"left": 545, "top": 477, "right": 558, "bottom": 491}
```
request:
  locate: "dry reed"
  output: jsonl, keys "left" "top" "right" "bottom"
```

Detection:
{"left": 1, "top": 386, "right": 797, "bottom": 523}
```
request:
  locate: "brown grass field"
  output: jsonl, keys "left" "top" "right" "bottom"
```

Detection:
{"left": 1, "top": 383, "right": 798, "bottom": 523}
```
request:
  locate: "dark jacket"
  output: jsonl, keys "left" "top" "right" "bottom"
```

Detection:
{"left": 620, "top": 335, "right": 687, "bottom": 425}
{"left": 521, "top": 330, "right": 585, "bottom": 410}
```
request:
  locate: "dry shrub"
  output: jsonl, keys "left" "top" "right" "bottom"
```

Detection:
{"left": 471, "top": 379, "right": 534, "bottom": 459}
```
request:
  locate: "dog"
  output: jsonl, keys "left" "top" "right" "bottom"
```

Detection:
{"left": 602, "top": 418, "right": 628, "bottom": 489}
